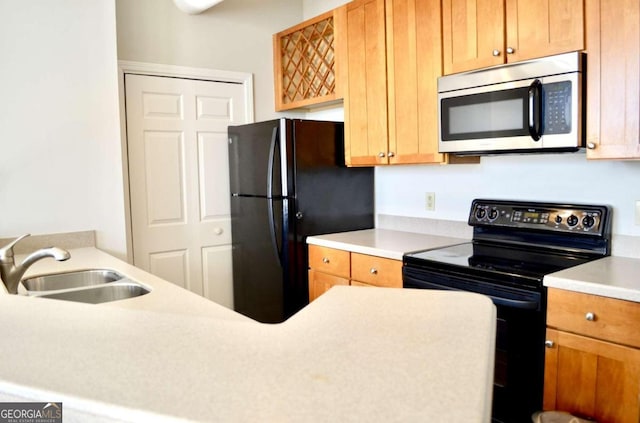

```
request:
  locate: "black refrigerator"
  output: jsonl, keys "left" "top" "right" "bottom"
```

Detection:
{"left": 228, "top": 118, "right": 374, "bottom": 323}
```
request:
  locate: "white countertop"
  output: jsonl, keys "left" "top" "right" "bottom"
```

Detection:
{"left": 544, "top": 256, "right": 640, "bottom": 302}
{"left": 308, "top": 228, "right": 640, "bottom": 304}
{"left": 0, "top": 247, "right": 496, "bottom": 422}
{"left": 306, "top": 229, "right": 468, "bottom": 260}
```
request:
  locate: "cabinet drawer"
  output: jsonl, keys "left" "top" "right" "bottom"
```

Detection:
{"left": 547, "top": 288, "right": 640, "bottom": 348}
{"left": 351, "top": 253, "right": 402, "bottom": 288}
{"left": 308, "top": 245, "right": 350, "bottom": 278}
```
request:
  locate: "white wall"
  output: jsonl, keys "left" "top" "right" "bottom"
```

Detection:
{"left": 115, "top": 0, "right": 304, "bottom": 122}
{"left": 0, "top": 0, "right": 126, "bottom": 258}
{"left": 376, "top": 154, "right": 640, "bottom": 237}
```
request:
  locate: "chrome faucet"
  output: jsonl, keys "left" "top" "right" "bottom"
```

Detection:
{"left": 0, "top": 234, "right": 70, "bottom": 294}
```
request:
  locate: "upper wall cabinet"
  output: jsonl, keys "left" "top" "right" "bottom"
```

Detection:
{"left": 273, "top": 11, "right": 340, "bottom": 111}
{"left": 584, "top": 0, "right": 640, "bottom": 159}
{"left": 338, "top": 0, "right": 454, "bottom": 166}
{"left": 337, "top": 0, "right": 389, "bottom": 165}
{"left": 442, "top": 0, "right": 584, "bottom": 74}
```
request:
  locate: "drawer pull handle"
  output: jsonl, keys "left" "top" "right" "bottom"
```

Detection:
{"left": 545, "top": 340, "right": 554, "bottom": 348}
{"left": 585, "top": 312, "right": 596, "bottom": 321}
{"left": 322, "top": 257, "right": 330, "bottom": 264}
{"left": 370, "top": 268, "right": 378, "bottom": 275}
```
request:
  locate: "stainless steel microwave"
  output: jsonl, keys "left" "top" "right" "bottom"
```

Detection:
{"left": 438, "top": 52, "right": 584, "bottom": 155}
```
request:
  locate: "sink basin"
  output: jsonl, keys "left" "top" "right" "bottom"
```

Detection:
{"left": 21, "top": 269, "right": 151, "bottom": 304}
{"left": 22, "top": 269, "right": 125, "bottom": 292}
{"left": 36, "top": 282, "right": 150, "bottom": 304}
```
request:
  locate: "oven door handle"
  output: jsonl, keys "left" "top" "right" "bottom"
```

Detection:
{"left": 489, "top": 295, "right": 539, "bottom": 310}
{"left": 403, "top": 275, "right": 540, "bottom": 310}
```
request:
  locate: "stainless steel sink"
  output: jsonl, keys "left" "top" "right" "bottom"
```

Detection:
{"left": 22, "top": 269, "right": 124, "bottom": 291}
{"left": 21, "top": 269, "right": 151, "bottom": 304}
{"left": 37, "top": 282, "right": 150, "bottom": 304}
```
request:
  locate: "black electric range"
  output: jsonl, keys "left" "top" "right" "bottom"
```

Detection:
{"left": 403, "top": 199, "right": 612, "bottom": 423}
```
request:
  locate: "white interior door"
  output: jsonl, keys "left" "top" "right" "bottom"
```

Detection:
{"left": 125, "top": 73, "right": 247, "bottom": 308}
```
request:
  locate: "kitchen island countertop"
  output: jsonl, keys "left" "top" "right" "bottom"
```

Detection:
{"left": 0, "top": 247, "right": 496, "bottom": 422}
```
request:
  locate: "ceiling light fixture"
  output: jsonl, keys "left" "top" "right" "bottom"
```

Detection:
{"left": 173, "top": 0, "right": 224, "bottom": 14}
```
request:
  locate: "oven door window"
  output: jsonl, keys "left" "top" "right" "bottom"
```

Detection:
{"left": 440, "top": 87, "right": 530, "bottom": 141}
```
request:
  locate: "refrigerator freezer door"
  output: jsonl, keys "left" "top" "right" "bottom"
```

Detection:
{"left": 228, "top": 119, "right": 283, "bottom": 198}
{"left": 230, "top": 195, "right": 289, "bottom": 323}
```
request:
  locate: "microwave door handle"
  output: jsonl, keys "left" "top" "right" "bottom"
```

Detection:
{"left": 528, "top": 79, "right": 542, "bottom": 141}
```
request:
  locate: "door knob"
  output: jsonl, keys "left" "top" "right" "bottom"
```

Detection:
{"left": 585, "top": 312, "right": 596, "bottom": 321}
{"left": 492, "top": 49, "right": 501, "bottom": 57}
{"left": 545, "top": 340, "right": 554, "bottom": 348}
{"left": 378, "top": 152, "right": 386, "bottom": 158}
{"left": 506, "top": 47, "right": 515, "bottom": 54}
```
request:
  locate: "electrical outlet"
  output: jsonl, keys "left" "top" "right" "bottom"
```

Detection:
{"left": 635, "top": 201, "right": 640, "bottom": 226}
{"left": 425, "top": 192, "right": 435, "bottom": 211}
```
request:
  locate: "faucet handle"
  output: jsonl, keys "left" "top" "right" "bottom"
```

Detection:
{"left": 0, "top": 234, "right": 31, "bottom": 260}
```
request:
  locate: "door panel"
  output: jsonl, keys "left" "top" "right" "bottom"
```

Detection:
{"left": 143, "top": 131, "right": 186, "bottom": 225}
{"left": 126, "top": 73, "right": 246, "bottom": 308}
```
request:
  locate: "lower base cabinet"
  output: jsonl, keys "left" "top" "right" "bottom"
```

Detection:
{"left": 544, "top": 288, "right": 640, "bottom": 422}
{"left": 308, "top": 245, "right": 402, "bottom": 301}
{"left": 308, "top": 270, "right": 349, "bottom": 302}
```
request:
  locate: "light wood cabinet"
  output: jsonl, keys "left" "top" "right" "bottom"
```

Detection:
{"left": 544, "top": 288, "right": 640, "bottom": 422}
{"left": 308, "top": 245, "right": 402, "bottom": 301}
{"left": 338, "top": 0, "right": 451, "bottom": 166}
{"left": 308, "top": 270, "right": 349, "bottom": 302}
{"left": 584, "top": 0, "right": 640, "bottom": 159}
{"left": 442, "top": 0, "right": 584, "bottom": 75}
{"left": 273, "top": 10, "right": 340, "bottom": 111}
{"left": 337, "top": 0, "right": 389, "bottom": 166}
{"left": 351, "top": 253, "right": 403, "bottom": 288}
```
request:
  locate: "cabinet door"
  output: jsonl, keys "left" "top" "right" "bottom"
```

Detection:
{"left": 585, "top": 0, "right": 640, "bottom": 159}
{"left": 442, "top": 0, "right": 505, "bottom": 74}
{"left": 339, "top": 0, "right": 389, "bottom": 166}
{"left": 386, "top": 0, "right": 446, "bottom": 164}
{"left": 505, "top": 0, "right": 584, "bottom": 63}
{"left": 308, "top": 269, "right": 349, "bottom": 302}
{"left": 544, "top": 329, "right": 640, "bottom": 423}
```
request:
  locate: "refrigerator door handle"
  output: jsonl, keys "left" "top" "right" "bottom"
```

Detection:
{"left": 266, "top": 126, "right": 278, "bottom": 200}
{"left": 267, "top": 198, "right": 283, "bottom": 266}
{"left": 267, "top": 125, "right": 283, "bottom": 265}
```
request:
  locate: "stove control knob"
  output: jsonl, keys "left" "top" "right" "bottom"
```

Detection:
{"left": 566, "top": 214, "right": 579, "bottom": 227}
{"left": 475, "top": 208, "right": 487, "bottom": 220}
{"left": 488, "top": 208, "right": 499, "bottom": 221}
{"left": 554, "top": 215, "right": 563, "bottom": 224}
{"left": 582, "top": 215, "right": 595, "bottom": 229}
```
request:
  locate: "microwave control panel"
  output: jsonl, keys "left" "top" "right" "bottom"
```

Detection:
{"left": 543, "top": 81, "right": 572, "bottom": 135}
{"left": 469, "top": 200, "right": 610, "bottom": 235}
